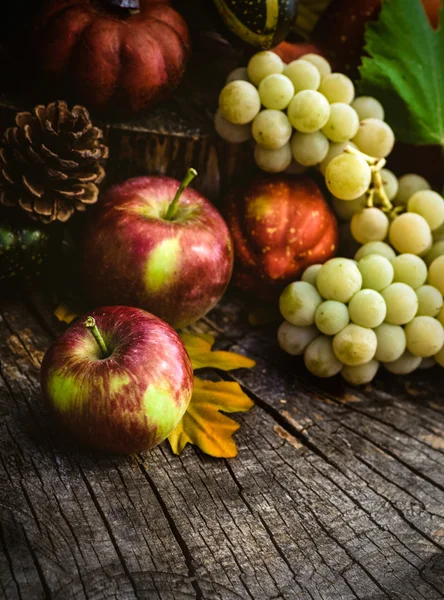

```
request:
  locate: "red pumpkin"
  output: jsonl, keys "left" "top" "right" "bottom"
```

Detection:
{"left": 225, "top": 176, "right": 338, "bottom": 298}
{"left": 30, "top": 0, "right": 191, "bottom": 115}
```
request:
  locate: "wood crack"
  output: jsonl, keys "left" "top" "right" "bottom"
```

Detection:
{"left": 224, "top": 461, "right": 311, "bottom": 600}
{"left": 0, "top": 520, "right": 23, "bottom": 600}
{"left": 22, "top": 528, "right": 52, "bottom": 600}
{"left": 136, "top": 460, "right": 203, "bottom": 600}
{"left": 76, "top": 465, "right": 141, "bottom": 600}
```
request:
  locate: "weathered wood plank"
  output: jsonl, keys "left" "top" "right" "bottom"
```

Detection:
{"left": 0, "top": 300, "right": 197, "bottom": 600}
{"left": 1, "top": 293, "right": 444, "bottom": 600}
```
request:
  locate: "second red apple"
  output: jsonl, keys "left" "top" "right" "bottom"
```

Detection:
{"left": 83, "top": 170, "right": 233, "bottom": 329}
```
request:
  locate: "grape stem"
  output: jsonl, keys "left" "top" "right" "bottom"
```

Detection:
{"left": 345, "top": 144, "right": 381, "bottom": 165}
{"left": 371, "top": 169, "right": 392, "bottom": 212}
{"left": 345, "top": 144, "right": 394, "bottom": 213}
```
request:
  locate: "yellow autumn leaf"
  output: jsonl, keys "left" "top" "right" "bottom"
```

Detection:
{"left": 181, "top": 331, "right": 256, "bottom": 371}
{"left": 54, "top": 304, "right": 80, "bottom": 325}
{"left": 168, "top": 377, "right": 254, "bottom": 458}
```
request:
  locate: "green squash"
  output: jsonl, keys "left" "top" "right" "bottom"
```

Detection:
{"left": 212, "top": 0, "right": 298, "bottom": 49}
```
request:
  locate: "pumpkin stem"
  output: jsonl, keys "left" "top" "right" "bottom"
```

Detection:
{"left": 165, "top": 168, "right": 198, "bottom": 220}
{"left": 106, "top": 0, "right": 139, "bottom": 8}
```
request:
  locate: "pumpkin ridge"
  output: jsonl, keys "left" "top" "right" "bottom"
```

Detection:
{"left": 145, "top": 15, "right": 190, "bottom": 75}
{"left": 36, "top": 5, "right": 93, "bottom": 75}
{"left": 37, "top": 0, "right": 84, "bottom": 30}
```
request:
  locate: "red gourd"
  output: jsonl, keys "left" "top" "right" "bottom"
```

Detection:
{"left": 274, "top": 0, "right": 441, "bottom": 75}
{"left": 30, "top": 0, "right": 191, "bottom": 115}
{"left": 225, "top": 176, "right": 338, "bottom": 298}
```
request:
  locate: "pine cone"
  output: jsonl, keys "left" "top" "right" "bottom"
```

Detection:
{"left": 0, "top": 101, "right": 109, "bottom": 224}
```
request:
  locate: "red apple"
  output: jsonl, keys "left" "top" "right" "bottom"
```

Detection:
{"left": 40, "top": 306, "right": 194, "bottom": 454}
{"left": 225, "top": 175, "right": 338, "bottom": 298}
{"left": 83, "top": 170, "right": 233, "bottom": 329}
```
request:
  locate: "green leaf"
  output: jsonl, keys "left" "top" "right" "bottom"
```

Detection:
{"left": 359, "top": 0, "right": 444, "bottom": 146}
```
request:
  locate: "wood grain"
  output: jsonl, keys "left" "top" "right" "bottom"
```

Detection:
{"left": 0, "top": 292, "right": 443, "bottom": 599}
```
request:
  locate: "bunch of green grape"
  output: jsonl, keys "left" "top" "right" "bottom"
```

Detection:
{"left": 216, "top": 50, "right": 395, "bottom": 177}
{"left": 335, "top": 171, "right": 444, "bottom": 261}
{"left": 278, "top": 253, "right": 444, "bottom": 385}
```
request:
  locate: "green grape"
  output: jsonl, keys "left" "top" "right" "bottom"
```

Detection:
{"left": 418, "top": 357, "right": 436, "bottom": 369}
{"left": 352, "top": 118, "right": 395, "bottom": 158}
{"left": 315, "top": 300, "right": 350, "bottom": 335}
{"left": 405, "top": 316, "right": 444, "bottom": 357}
{"left": 283, "top": 59, "right": 320, "bottom": 92}
{"left": 374, "top": 323, "right": 406, "bottom": 363}
{"left": 252, "top": 110, "right": 292, "bottom": 149}
{"left": 219, "top": 81, "right": 261, "bottom": 124}
{"left": 299, "top": 53, "right": 331, "bottom": 77}
{"left": 304, "top": 335, "right": 343, "bottom": 377}
{"left": 301, "top": 264, "right": 322, "bottom": 286}
{"left": 325, "top": 154, "right": 372, "bottom": 201}
{"left": 319, "top": 141, "right": 358, "bottom": 175}
{"left": 277, "top": 322, "right": 318, "bottom": 355}
{"left": 394, "top": 173, "right": 431, "bottom": 207}
{"left": 351, "top": 96, "right": 384, "bottom": 121}
{"left": 416, "top": 285, "right": 443, "bottom": 317}
{"left": 351, "top": 208, "right": 389, "bottom": 244}
{"left": 408, "top": 190, "right": 444, "bottom": 231}
{"left": 259, "top": 74, "right": 295, "bottom": 110}
{"left": 354, "top": 241, "right": 396, "bottom": 262}
{"left": 332, "top": 195, "right": 367, "bottom": 221}
{"left": 358, "top": 254, "right": 394, "bottom": 291}
{"left": 287, "top": 90, "right": 330, "bottom": 133}
{"left": 438, "top": 306, "right": 444, "bottom": 326}
{"left": 316, "top": 258, "right": 362, "bottom": 302}
{"left": 384, "top": 350, "right": 422, "bottom": 374}
{"left": 425, "top": 241, "right": 444, "bottom": 265}
{"left": 279, "top": 281, "right": 322, "bottom": 326}
{"left": 247, "top": 51, "right": 284, "bottom": 86}
{"left": 214, "top": 109, "right": 252, "bottom": 143}
{"left": 348, "top": 289, "right": 386, "bottom": 328}
{"left": 321, "top": 103, "right": 359, "bottom": 143}
{"left": 342, "top": 360, "right": 379, "bottom": 385}
{"left": 355, "top": 242, "right": 396, "bottom": 263}
{"left": 254, "top": 143, "right": 292, "bottom": 173}
{"left": 380, "top": 169, "right": 398, "bottom": 201}
{"left": 436, "top": 345, "right": 444, "bottom": 367}
{"left": 389, "top": 213, "right": 432, "bottom": 256}
{"left": 381, "top": 283, "right": 419, "bottom": 325}
{"left": 226, "top": 67, "right": 250, "bottom": 84}
{"left": 319, "top": 73, "right": 355, "bottom": 104}
{"left": 391, "top": 254, "right": 427, "bottom": 289}
{"left": 428, "top": 256, "right": 444, "bottom": 294}
{"left": 290, "top": 131, "right": 329, "bottom": 166}
{"left": 333, "top": 324, "right": 377, "bottom": 366}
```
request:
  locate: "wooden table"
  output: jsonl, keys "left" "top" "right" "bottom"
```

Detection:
{"left": 1, "top": 291, "right": 444, "bottom": 600}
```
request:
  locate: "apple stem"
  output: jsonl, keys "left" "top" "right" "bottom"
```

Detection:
{"left": 165, "top": 168, "right": 198, "bottom": 220}
{"left": 84, "top": 317, "right": 109, "bottom": 358}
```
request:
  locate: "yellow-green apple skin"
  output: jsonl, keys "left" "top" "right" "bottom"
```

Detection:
{"left": 40, "top": 306, "right": 193, "bottom": 454}
{"left": 83, "top": 176, "right": 233, "bottom": 329}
